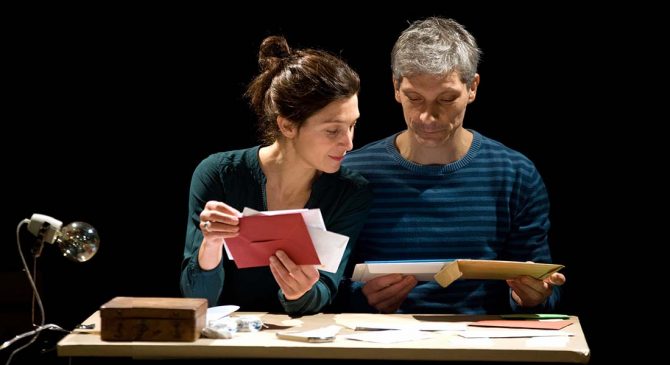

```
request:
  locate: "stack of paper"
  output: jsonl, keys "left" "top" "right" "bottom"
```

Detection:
{"left": 224, "top": 208, "right": 349, "bottom": 273}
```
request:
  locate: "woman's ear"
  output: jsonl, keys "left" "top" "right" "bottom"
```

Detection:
{"left": 277, "top": 116, "right": 297, "bottom": 138}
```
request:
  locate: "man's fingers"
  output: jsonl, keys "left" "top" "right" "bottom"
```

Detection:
{"left": 547, "top": 273, "right": 566, "bottom": 286}
{"left": 508, "top": 279, "right": 546, "bottom": 307}
{"left": 364, "top": 274, "right": 405, "bottom": 293}
{"left": 374, "top": 276, "right": 417, "bottom": 312}
{"left": 366, "top": 276, "right": 416, "bottom": 312}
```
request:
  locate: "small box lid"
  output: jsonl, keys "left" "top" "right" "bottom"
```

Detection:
{"left": 100, "top": 297, "right": 207, "bottom": 320}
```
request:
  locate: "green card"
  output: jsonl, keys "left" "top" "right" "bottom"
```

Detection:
{"left": 500, "top": 314, "right": 570, "bottom": 320}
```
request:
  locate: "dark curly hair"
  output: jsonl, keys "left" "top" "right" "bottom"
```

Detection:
{"left": 245, "top": 36, "right": 360, "bottom": 145}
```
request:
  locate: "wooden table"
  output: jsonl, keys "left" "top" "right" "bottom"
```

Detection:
{"left": 57, "top": 312, "right": 590, "bottom": 363}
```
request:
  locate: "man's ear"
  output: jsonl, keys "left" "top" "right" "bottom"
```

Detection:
{"left": 393, "top": 78, "right": 401, "bottom": 103}
{"left": 277, "top": 116, "right": 297, "bottom": 138}
{"left": 468, "top": 73, "right": 480, "bottom": 103}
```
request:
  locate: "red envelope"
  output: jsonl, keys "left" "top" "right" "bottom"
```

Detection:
{"left": 225, "top": 213, "right": 321, "bottom": 269}
{"left": 469, "top": 320, "right": 573, "bottom": 330}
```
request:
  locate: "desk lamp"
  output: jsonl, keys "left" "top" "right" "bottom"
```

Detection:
{"left": 1, "top": 214, "right": 100, "bottom": 364}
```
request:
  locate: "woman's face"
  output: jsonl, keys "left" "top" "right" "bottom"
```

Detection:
{"left": 291, "top": 94, "right": 359, "bottom": 174}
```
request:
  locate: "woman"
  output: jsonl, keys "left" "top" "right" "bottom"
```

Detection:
{"left": 180, "top": 36, "right": 372, "bottom": 315}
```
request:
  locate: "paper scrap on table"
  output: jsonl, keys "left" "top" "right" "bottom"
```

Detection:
{"left": 284, "top": 325, "right": 342, "bottom": 338}
{"left": 525, "top": 336, "right": 571, "bottom": 347}
{"left": 345, "top": 330, "right": 433, "bottom": 343}
{"left": 458, "top": 329, "right": 573, "bottom": 338}
{"left": 353, "top": 321, "right": 467, "bottom": 331}
{"left": 206, "top": 305, "right": 240, "bottom": 323}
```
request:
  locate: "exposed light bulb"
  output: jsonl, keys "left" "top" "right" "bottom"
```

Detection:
{"left": 27, "top": 213, "right": 100, "bottom": 262}
{"left": 3, "top": 214, "right": 101, "bottom": 362}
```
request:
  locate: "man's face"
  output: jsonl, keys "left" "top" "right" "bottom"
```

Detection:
{"left": 394, "top": 72, "right": 479, "bottom": 147}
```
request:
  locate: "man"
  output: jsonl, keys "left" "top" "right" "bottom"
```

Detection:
{"left": 342, "top": 17, "right": 565, "bottom": 314}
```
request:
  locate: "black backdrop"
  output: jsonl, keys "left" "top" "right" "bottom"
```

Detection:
{"left": 2, "top": 6, "right": 606, "bottom": 364}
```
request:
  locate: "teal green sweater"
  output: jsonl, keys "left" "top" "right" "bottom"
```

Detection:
{"left": 180, "top": 146, "right": 372, "bottom": 315}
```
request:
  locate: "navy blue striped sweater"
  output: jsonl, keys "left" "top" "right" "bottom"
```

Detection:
{"left": 340, "top": 130, "right": 559, "bottom": 314}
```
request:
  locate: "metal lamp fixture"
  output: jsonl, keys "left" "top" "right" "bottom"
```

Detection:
{"left": 1, "top": 214, "right": 100, "bottom": 364}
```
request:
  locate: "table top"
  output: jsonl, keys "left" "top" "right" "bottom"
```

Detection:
{"left": 57, "top": 311, "right": 590, "bottom": 363}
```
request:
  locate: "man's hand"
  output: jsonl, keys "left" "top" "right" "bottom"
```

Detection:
{"left": 507, "top": 272, "right": 566, "bottom": 307}
{"left": 362, "top": 274, "right": 417, "bottom": 313}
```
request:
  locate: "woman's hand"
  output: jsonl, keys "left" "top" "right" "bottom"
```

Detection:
{"left": 197, "top": 201, "right": 242, "bottom": 270}
{"left": 269, "top": 250, "right": 320, "bottom": 300}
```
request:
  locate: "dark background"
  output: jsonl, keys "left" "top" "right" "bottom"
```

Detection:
{"left": 2, "top": 6, "right": 610, "bottom": 364}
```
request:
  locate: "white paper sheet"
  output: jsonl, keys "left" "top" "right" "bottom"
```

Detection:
{"left": 458, "top": 329, "right": 573, "bottom": 338}
{"left": 345, "top": 330, "right": 433, "bottom": 343}
{"left": 351, "top": 261, "right": 447, "bottom": 282}
{"left": 353, "top": 321, "right": 467, "bottom": 331}
{"left": 206, "top": 305, "right": 240, "bottom": 322}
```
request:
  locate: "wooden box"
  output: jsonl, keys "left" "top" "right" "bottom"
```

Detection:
{"left": 100, "top": 297, "right": 207, "bottom": 342}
